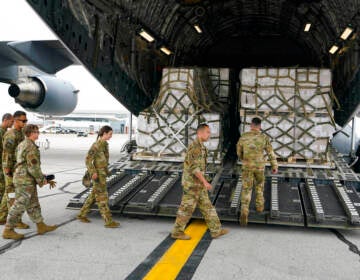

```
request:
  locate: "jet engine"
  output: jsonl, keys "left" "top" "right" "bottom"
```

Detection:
{"left": 8, "top": 75, "right": 78, "bottom": 115}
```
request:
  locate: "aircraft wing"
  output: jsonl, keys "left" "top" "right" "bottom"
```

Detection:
{"left": 0, "top": 40, "right": 80, "bottom": 82}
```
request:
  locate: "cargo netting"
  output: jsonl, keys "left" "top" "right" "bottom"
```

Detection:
{"left": 240, "top": 68, "right": 337, "bottom": 163}
{"left": 135, "top": 67, "right": 229, "bottom": 162}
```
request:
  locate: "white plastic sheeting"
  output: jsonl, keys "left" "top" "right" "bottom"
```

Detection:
{"left": 136, "top": 68, "right": 229, "bottom": 162}
{"left": 240, "top": 68, "right": 336, "bottom": 160}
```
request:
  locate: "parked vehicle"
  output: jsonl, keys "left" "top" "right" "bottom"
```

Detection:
{"left": 77, "top": 131, "right": 88, "bottom": 137}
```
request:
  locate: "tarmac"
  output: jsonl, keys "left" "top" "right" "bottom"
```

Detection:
{"left": 0, "top": 134, "right": 359, "bottom": 280}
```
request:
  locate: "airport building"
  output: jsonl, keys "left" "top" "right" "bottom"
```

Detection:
{"left": 36, "top": 110, "right": 136, "bottom": 134}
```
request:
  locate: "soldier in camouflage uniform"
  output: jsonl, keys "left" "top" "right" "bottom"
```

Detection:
{"left": 0, "top": 111, "right": 29, "bottom": 228}
{"left": 171, "top": 123, "right": 229, "bottom": 240}
{"left": 237, "top": 117, "right": 278, "bottom": 226}
{"left": 77, "top": 126, "right": 120, "bottom": 228}
{"left": 0, "top": 113, "right": 14, "bottom": 224}
{"left": 2, "top": 124, "right": 57, "bottom": 240}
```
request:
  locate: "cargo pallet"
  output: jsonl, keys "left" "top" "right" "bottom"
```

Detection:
{"left": 67, "top": 150, "right": 360, "bottom": 229}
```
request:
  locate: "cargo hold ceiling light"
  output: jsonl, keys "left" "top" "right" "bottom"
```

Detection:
{"left": 194, "top": 24, "right": 202, "bottom": 33}
{"left": 304, "top": 23, "right": 311, "bottom": 32}
{"left": 340, "top": 27, "right": 354, "bottom": 40}
{"left": 160, "top": 46, "right": 172, "bottom": 55}
{"left": 329, "top": 45, "right": 339, "bottom": 54}
{"left": 139, "top": 29, "right": 155, "bottom": 42}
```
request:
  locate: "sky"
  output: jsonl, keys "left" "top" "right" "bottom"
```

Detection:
{"left": 0, "top": 0, "right": 128, "bottom": 119}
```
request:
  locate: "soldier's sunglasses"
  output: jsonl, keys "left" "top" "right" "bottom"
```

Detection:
{"left": 16, "top": 119, "right": 28, "bottom": 123}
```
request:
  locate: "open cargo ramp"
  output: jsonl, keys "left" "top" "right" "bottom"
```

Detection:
{"left": 67, "top": 151, "right": 360, "bottom": 230}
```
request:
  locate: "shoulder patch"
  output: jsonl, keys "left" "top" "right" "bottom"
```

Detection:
{"left": 5, "top": 139, "right": 14, "bottom": 149}
{"left": 31, "top": 158, "right": 38, "bottom": 165}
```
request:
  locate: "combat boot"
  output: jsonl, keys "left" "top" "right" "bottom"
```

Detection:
{"left": 36, "top": 222, "right": 57, "bottom": 235}
{"left": 256, "top": 205, "right": 264, "bottom": 213}
{"left": 16, "top": 221, "right": 30, "bottom": 229}
{"left": 105, "top": 221, "right": 120, "bottom": 228}
{"left": 77, "top": 215, "right": 91, "bottom": 223}
{"left": 211, "top": 228, "right": 229, "bottom": 239}
{"left": 240, "top": 210, "right": 249, "bottom": 226}
{"left": 171, "top": 232, "right": 191, "bottom": 240}
{"left": 2, "top": 228, "right": 24, "bottom": 240}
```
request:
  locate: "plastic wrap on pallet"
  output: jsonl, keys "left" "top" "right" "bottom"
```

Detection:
{"left": 136, "top": 67, "right": 226, "bottom": 162}
{"left": 294, "top": 137, "right": 330, "bottom": 159}
{"left": 240, "top": 114, "right": 295, "bottom": 158}
{"left": 240, "top": 68, "right": 332, "bottom": 113}
{"left": 295, "top": 117, "right": 335, "bottom": 138}
{"left": 239, "top": 68, "right": 335, "bottom": 161}
{"left": 136, "top": 112, "right": 189, "bottom": 154}
{"left": 240, "top": 113, "right": 334, "bottom": 159}
{"left": 137, "top": 111, "right": 222, "bottom": 156}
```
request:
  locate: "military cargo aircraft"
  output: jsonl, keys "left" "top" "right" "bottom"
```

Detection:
{"left": 11, "top": 0, "right": 360, "bottom": 229}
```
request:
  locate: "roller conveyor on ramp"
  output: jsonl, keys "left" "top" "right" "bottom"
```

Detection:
{"left": 67, "top": 155, "right": 360, "bottom": 230}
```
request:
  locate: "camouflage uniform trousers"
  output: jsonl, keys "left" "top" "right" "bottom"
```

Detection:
{"left": 172, "top": 187, "right": 221, "bottom": 236}
{"left": 6, "top": 183, "right": 43, "bottom": 228}
{"left": 0, "top": 173, "right": 16, "bottom": 221}
{"left": 0, "top": 168, "right": 6, "bottom": 221}
{"left": 240, "top": 169, "right": 265, "bottom": 214}
{"left": 78, "top": 170, "right": 112, "bottom": 224}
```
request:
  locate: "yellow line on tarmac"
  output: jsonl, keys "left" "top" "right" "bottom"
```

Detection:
{"left": 143, "top": 220, "right": 208, "bottom": 280}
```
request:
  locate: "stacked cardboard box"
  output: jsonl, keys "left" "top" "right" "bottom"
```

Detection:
{"left": 240, "top": 68, "right": 335, "bottom": 161}
{"left": 135, "top": 67, "right": 228, "bottom": 162}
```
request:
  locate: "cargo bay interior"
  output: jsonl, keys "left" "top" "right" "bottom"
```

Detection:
{"left": 26, "top": 0, "right": 360, "bottom": 229}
